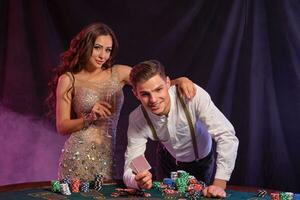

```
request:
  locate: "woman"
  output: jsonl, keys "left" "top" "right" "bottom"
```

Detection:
{"left": 47, "top": 22, "right": 195, "bottom": 181}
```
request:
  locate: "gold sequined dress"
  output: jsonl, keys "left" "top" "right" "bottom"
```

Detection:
{"left": 58, "top": 69, "right": 124, "bottom": 181}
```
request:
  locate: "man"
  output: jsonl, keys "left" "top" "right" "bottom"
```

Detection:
{"left": 123, "top": 60, "right": 239, "bottom": 198}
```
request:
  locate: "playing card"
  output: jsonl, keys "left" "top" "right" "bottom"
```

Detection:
{"left": 129, "top": 155, "right": 151, "bottom": 173}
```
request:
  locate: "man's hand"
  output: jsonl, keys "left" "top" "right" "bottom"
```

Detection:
{"left": 135, "top": 170, "right": 152, "bottom": 190}
{"left": 172, "top": 77, "right": 196, "bottom": 100}
{"left": 202, "top": 179, "right": 227, "bottom": 198}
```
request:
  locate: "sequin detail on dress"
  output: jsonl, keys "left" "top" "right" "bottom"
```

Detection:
{"left": 58, "top": 68, "right": 124, "bottom": 181}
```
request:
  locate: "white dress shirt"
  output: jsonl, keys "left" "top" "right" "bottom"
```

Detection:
{"left": 123, "top": 85, "right": 239, "bottom": 188}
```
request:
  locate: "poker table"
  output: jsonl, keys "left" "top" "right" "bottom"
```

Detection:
{"left": 0, "top": 181, "right": 274, "bottom": 200}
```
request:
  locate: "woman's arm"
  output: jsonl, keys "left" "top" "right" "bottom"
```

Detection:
{"left": 115, "top": 64, "right": 132, "bottom": 86}
{"left": 115, "top": 64, "right": 196, "bottom": 99}
{"left": 170, "top": 77, "right": 196, "bottom": 99}
{"left": 56, "top": 74, "right": 85, "bottom": 134}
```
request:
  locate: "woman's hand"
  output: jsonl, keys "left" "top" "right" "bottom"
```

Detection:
{"left": 83, "top": 101, "right": 112, "bottom": 129}
{"left": 172, "top": 77, "right": 196, "bottom": 100}
{"left": 92, "top": 101, "right": 112, "bottom": 119}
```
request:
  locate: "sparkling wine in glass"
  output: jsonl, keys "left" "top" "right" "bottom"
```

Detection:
{"left": 104, "top": 90, "right": 114, "bottom": 138}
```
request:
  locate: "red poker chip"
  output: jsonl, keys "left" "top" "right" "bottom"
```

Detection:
{"left": 124, "top": 188, "right": 137, "bottom": 193}
{"left": 188, "top": 178, "right": 198, "bottom": 184}
{"left": 144, "top": 192, "right": 151, "bottom": 197}
{"left": 193, "top": 184, "right": 204, "bottom": 191}
{"left": 111, "top": 192, "right": 120, "bottom": 197}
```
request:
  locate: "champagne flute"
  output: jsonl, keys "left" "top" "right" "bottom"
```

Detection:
{"left": 104, "top": 90, "right": 114, "bottom": 138}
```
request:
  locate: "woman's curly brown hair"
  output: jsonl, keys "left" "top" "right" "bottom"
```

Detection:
{"left": 46, "top": 22, "right": 119, "bottom": 118}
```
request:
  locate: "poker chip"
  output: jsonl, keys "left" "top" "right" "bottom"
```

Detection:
{"left": 163, "top": 178, "right": 174, "bottom": 189}
{"left": 60, "top": 183, "right": 71, "bottom": 195}
{"left": 176, "top": 170, "right": 186, "bottom": 178}
{"left": 160, "top": 183, "right": 168, "bottom": 191}
{"left": 193, "top": 183, "right": 204, "bottom": 192}
{"left": 294, "top": 193, "right": 300, "bottom": 200}
{"left": 153, "top": 181, "right": 162, "bottom": 189}
{"left": 111, "top": 192, "right": 120, "bottom": 197}
{"left": 187, "top": 185, "right": 194, "bottom": 192}
{"left": 61, "top": 178, "right": 71, "bottom": 186}
{"left": 80, "top": 181, "right": 90, "bottom": 192}
{"left": 185, "top": 190, "right": 201, "bottom": 200}
{"left": 162, "top": 189, "right": 178, "bottom": 199}
{"left": 136, "top": 190, "right": 149, "bottom": 197}
{"left": 198, "top": 180, "right": 206, "bottom": 188}
{"left": 70, "top": 178, "right": 80, "bottom": 193}
{"left": 175, "top": 178, "right": 187, "bottom": 193}
{"left": 188, "top": 177, "right": 198, "bottom": 185}
{"left": 111, "top": 188, "right": 151, "bottom": 197}
{"left": 51, "top": 180, "right": 61, "bottom": 193}
{"left": 144, "top": 192, "right": 152, "bottom": 197}
{"left": 279, "top": 192, "right": 294, "bottom": 200}
{"left": 256, "top": 189, "right": 267, "bottom": 197}
{"left": 271, "top": 192, "right": 280, "bottom": 200}
{"left": 123, "top": 188, "right": 137, "bottom": 193}
{"left": 163, "top": 189, "right": 177, "bottom": 194}
{"left": 170, "top": 171, "right": 178, "bottom": 181}
{"left": 285, "top": 192, "right": 294, "bottom": 200}
{"left": 94, "top": 174, "right": 104, "bottom": 191}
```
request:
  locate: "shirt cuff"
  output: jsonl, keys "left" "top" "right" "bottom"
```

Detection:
{"left": 123, "top": 169, "right": 139, "bottom": 189}
{"left": 214, "top": 168, "right": 231, "bottom": 181}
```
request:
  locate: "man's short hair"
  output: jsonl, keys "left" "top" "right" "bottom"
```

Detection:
{"left": 130, "top": 60, "right": 166, "bottom": 88}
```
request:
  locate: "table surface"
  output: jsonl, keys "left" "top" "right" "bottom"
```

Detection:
{"left": 0, "top": 181, "right": 274, "bottom": 200}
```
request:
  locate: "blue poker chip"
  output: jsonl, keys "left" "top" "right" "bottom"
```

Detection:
{"left": 294, "top": 193, "right": 300, "bottom": 200}
{"left": 163, "top": 178, "right": 173, "bottom": 186}
{"left": 80, "top": 181, "right": 90, "bottom": 192}
{"left": 61, "top": 178, "right": 71, "bottom": 186}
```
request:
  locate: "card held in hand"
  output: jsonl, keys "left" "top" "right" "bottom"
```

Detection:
{"left": 129, "top": 155, "right": 151, "bottom": 174}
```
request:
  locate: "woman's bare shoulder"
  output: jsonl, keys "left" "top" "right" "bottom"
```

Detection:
{"left": 113, "top": 64, "right": 132, "bottom": 84}
{"left": 114, "top": 64, "right": 132, "bottom": 71}
{"left": 57, "top": 73, "right": 74, "bottom": 88}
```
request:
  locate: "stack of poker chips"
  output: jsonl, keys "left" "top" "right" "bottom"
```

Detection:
{"left": 176, "top": 177, "right": 188, "bottom": 193}
{"left": 51, "top": 180, "right": 61, "bottom": 193}
{"left": 51, "top": 174, "right": 104, "bottom": 195}
{"left": 80, "top": 181, "right": 90, "bottom": 192}
{"left": 162, "top": 189, "right": 179, "bottom": 199}
{"left": 280, "top": 192, "right": 294, "bottom": 200}
{"left": 153, "top": 170, "right": 206, "bottom": 199}
{"left": 111, "top": 188, "right": 151, "bottom": 198}
{"left": 256, "top": 189, "right": 267, "bottom": 198}
{"left": 94, "top": 174, "right": 104, "bottom": 191}
{"left": 70, "top": 178, "right": 80, "bottom": 193}
{"left": 270, "top": 192, "right": 297, "bottom": 200}
{"left": 153, "top": 181, "right": 162, "bottom": 189}
{"left": 61, "top": 178, "right": 71, "bottom": 186}
{"left": 175, "top": 170, "right": 190, "bottom": 193}
{"left": 294, "top": 193, "right": 300, "bottom": 200}
{"left": 170, "top": 171, "right": 178, "bottom": 181}
{"left": 60, "top": 178, "right": 71, "bottom": 195}
{"left": 60, "top": 183, "right": 71, "bottom": 195}
{"left": 185, "top": 189, "right": 202, "bottom": 200}
{"left": 184, "top": 177, "right": 204, "bottom": 200}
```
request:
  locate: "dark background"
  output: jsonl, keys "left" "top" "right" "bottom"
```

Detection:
{"left": 0, "top": 0, "right": 299, "bottom": 192}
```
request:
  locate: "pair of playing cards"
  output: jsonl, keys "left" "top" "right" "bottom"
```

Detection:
{"left": 129, "top": 155, "right": 151, "bottom": 174}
